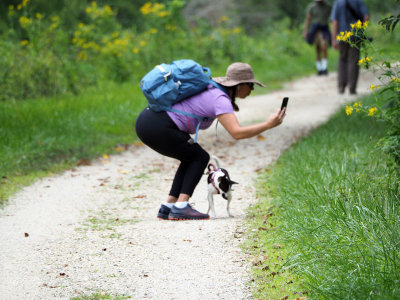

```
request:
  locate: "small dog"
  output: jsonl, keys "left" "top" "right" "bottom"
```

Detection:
{"left": 206, "top": 156, "right": 238, "bottom": 218}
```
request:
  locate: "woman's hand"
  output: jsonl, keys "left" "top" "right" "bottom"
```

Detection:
{"left": 217, "top": 108, "right": 286, "bottom": 140}
{"left": 267, "top": 108, "right": 286, "bottom": 129}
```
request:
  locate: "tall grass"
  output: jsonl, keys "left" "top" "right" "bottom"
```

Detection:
{"left": 247, "top": 94, "right": 400, "bottom": 299}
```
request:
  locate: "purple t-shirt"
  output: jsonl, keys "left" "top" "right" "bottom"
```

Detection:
{"left": 167, "top": 84, "right": 234, "bottom": 134}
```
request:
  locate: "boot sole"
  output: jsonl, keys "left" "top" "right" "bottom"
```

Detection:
{"left": 168, "top": 215, "right": 210, "bottom": 221}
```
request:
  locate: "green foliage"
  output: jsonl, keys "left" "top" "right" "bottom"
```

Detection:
{"left": 250, "top": 98, "right": 400, "bottom": 299}
{"left": 0, "top": 81, "right": 146, "bottom": 203}
{"left": 0, "top": 0, "right": 319, "bottom": 101}
{"left": 340, "top": 17, "right": 400, "bottom": 165}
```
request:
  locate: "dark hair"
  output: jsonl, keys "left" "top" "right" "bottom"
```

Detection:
{"left": 227, "top": 85, "right": 239, "bottom": 112}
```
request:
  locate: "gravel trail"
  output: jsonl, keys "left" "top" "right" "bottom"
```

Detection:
{"left": 0, "top": 71, "right": 377, "bottom": 299}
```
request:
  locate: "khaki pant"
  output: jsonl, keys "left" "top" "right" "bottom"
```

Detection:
{"left": 338, "top": 43, "right": 360, "bottom": 93}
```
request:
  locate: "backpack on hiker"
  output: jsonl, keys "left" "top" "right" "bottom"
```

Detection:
{"left": 139, "top": 59, "right": 225, "bottom": 142}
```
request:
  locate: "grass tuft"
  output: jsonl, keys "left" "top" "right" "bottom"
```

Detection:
{"left": 246, "top": 94, "right": 400, "bottom": 299}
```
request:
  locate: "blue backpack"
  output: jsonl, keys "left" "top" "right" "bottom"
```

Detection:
{"left": 139, "top": 59, "right": 226, "bottom": 142}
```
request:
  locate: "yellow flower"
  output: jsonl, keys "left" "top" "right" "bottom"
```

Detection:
{"left": 22, "top": 0, "right": 30, "bottom": 7}
{"left": 35, "top": 13, "right": 43, "bottom": 19}
{"left": 19, "top": 16, "right": 31, "bottom": 27}
{"left": 218, "top": 16, "right": 228, "bottom": 23}
{"left": 354, "top": 20, "right": 363, "bottom": 29}
{"left": 20, "top": 40, "right": 29, "bottom": 46}
{"left": 337, "top": 31, "right": 353, "bottom": 42}
{"left": 368, "top": 107, "right": 377, "bottom": 116}
{"left": 354, "top": 101, "right": 362, "bottom": 108}
{"left": 157, "top": 11, "right": 170, "bottom": 17}
{"left": 391, "top": 77, "right": 400, "bottom": 83}
{"left": 369, "top": 84, "right": 381, "bottom": 90}
{"left": 346, "top": 106, "right": 354, "bottom": 116}
{"left": 232, "top": 27, "right": 242, "bottom": 34}
{"left": 140, "top": 40, "right": 147, "bottom": 47}
{"left": 358, "top": 56, "right": 372, "bottom": 65}
{"left": 104, "top": 5, "right": 113, "bottom": 15}
{"left": 17, "top": 4, "right": 22, "bottom": 10}
{"left": 363, "top": 21, "right": 369, "bottom": 28}
{"left": 8, "top": 5, "right": 14, "bottom": 15}
{"left": 132, "top": 47, "right": 139, "bottom": 53}
{"left": 149, "top": 28, "right": 158, "bottom": 34}
{"left": 112, "top": 31, "right": 119, "bottom": 38}
{"left": 140, "top": 2, "right": 152, "bottom": 15}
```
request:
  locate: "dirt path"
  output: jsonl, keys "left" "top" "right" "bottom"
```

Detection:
{"left": 0, "top": 71, "right": 377, "bottom": 299}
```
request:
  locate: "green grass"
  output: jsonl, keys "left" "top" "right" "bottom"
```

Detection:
{"left": 0, "top": 81, "right": 147, "bottom": 203}
{"left": 245, "top": 94, "right": 400, "bottom": 299}
{"left": 70, "top": 292, "right": 131, "bottom": 300}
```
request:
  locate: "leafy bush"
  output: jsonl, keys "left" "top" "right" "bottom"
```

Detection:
{"left": 0, "top": 0, "right": 317, "bottom": 101}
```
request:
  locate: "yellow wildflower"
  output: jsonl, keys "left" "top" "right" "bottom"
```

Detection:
{"left": 346, "top": 106, "right": 353, "bottom": 116}
{"left": 157, "top": 11, "right": 170, "bottom": 17}
{"left": 218, "top": 16, "right": 228, "bottom": 23}
{"left": 140, "top": 40, "right": 147, "bottom": 47}
{"left": 354, "top": 101, "right": 362, "bottom": 108}
{"left": 232, "top": 27, "right": 242, "bottom": 34}
{"left": 368, "top": 107, "right": 377, "bottom": 116}
{"left": 391, "top": 77, "right": 400, "bottom": 83}
{"left": 17, "top": 4, "right": 22, "bottom": 10}
{"left": 91, "top": 1, "right": 97, "bottom": 8}
{"left": 19, "top": 16, "right": 31, "bottom": 27}
{"left": 86, "top": 7, "right": 92, "bottom": 14}
{"left": 104, "top": 5, "right": 113, "bottom": 15}
{"left": 369, "top": 84, "right": 381, "bottom": 90}
{"left": 140, "top": 2, "right": 152, "bottom": 15}
{"left": 112, "top": 31, "right": 119, "bottom": 38}
{"left": 8, "top": 5, "right": 14, "bottom": 15}
{"left": 35, "top": 13, "right": 43, "bottom": 19}
{"left": 22, "top": 0, "right": 30, "bottom": 7}
{"left": 132, "top": 47, "right": 139, "bottom": 54}
{"left": 337, "top": 31, "right": 353, "bottom": 42}
{"left": 351, "top": 20, "right": 363, "bottom": 29}
{"left": 20, "top": 40, "right": 29, "bottom": 46}
{"left": 149, "top": 28, "right": 158, "bottom": 34}
{"left": 358, "top": 56, "right": 372, "bottom": 65}
{"left": 363, "top": 21, "right": 369, "bottom": 28}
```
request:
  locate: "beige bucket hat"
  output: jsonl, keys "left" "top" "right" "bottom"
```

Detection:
{"left": 213, "top": 62, "right": 265, "bottom": 87}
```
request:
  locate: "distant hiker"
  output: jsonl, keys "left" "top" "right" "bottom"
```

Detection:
{"left": 303, "top": 0, "right": 332, "bottom": 75}
{"left": 331, "top": 0, "right": 370, "bottom": 94}
{"left": 135, "top": 62, "right": 286, "bottom": 221}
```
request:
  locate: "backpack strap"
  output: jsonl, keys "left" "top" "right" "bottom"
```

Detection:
{"left": 161, "top": 106, "right": 209, "bottom": 143}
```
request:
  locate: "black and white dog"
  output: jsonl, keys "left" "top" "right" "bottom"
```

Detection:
{"left": 206, "top": 156, "right": 238, "bottom": 218}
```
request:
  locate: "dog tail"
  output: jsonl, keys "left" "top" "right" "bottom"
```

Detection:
{"left": 210, "top": 155, "right": 221, "bottom": 169}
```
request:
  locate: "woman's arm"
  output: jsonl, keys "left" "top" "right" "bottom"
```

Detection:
{"left": 217, "top": 108, "right": 286, "bottom": 140}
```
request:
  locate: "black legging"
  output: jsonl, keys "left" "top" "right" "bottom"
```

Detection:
{"left": 135, "top": 107, "right": 210, "bottom": 197}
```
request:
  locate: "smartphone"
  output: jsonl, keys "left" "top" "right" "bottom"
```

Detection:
{"left": 281, "top": 97, "right": 289, "bottom": 110}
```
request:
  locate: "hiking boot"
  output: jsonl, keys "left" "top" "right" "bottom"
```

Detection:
{"left": 157, "top": 204, "right": 171, "bottom": 220}
{"left": 168, "top": 204, "right": 210, "bottom": 220}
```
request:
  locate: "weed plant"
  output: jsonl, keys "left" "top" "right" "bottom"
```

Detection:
{"left": 247, "top": 94, "right": 400, "bottom": 299}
